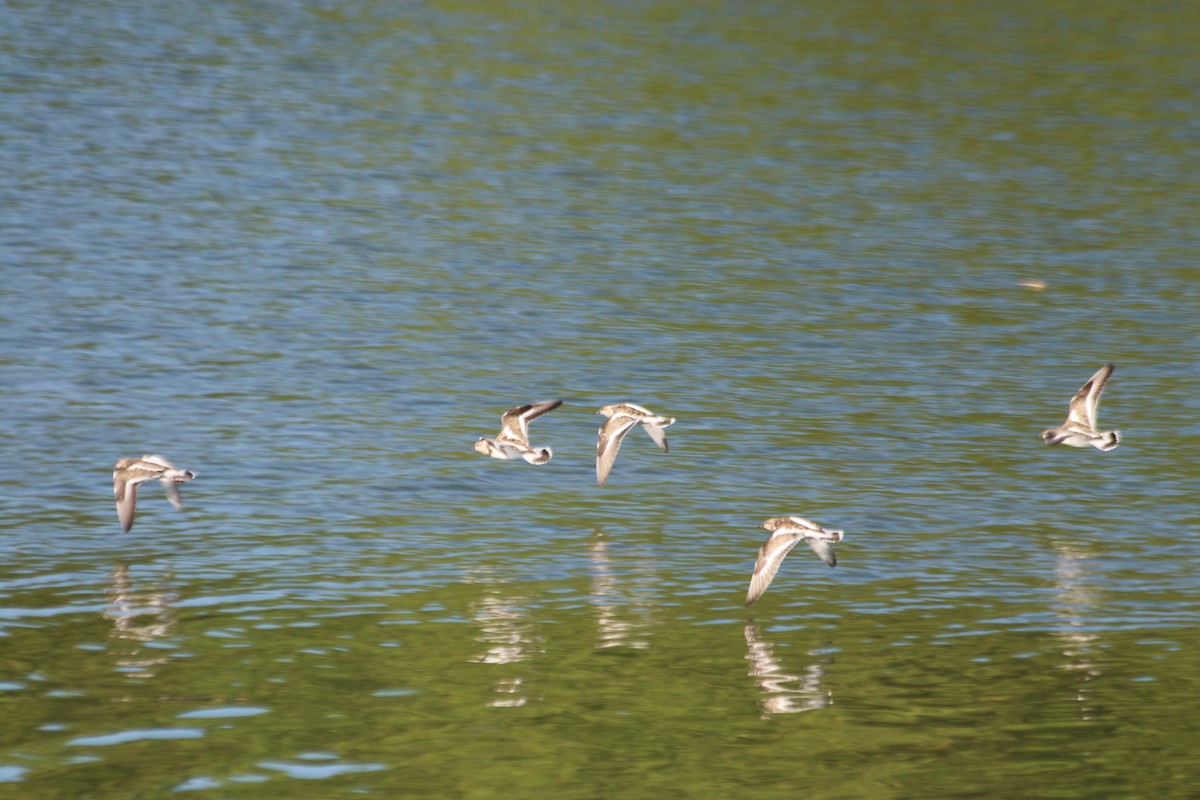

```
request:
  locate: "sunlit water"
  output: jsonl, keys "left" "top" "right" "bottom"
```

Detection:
{"left": 2, "top": 1, "right": 1199, "bottom": 797}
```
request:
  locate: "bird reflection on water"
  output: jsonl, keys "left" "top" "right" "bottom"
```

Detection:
{"left": 589, "top": 530, "right": 655, "bottom": 651}
{"left": 744, "top": 621, "right": 834, "bottom": 716}
{"left": 104, "top": 563, "right": 179, "bottom": 680}
{"left": 465, "top": 568, "right": 542, "bottom": 708}
{"left": 1050, "top": 541, "right": 1104, "bottom": 720}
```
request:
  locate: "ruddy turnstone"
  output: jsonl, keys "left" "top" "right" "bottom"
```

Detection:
{"left": 112, "top": 455, "right": 197, "bottom": 532}
{"left": 745, "top": 516, "right": 843, "bottom": 606}
{"left": 595, "top": 402, "right": 675, "bottom": 485}
{"left": 1041, "top": 364, "right": 1121, "bottom": 451}
{"left": 473, "top": 399, "right": 563, "bottom": 465}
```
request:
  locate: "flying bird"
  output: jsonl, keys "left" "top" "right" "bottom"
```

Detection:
{"left": 112, "top": 455, "right": 197, "bottom": 532}
{"left": 595, "top": 403, "right": 675, "bottom": 485}
{"left": 474, "top": 399, "right": 563, "bottom": 464}
{"left": 746, "top": 516, "right": 843, "bottom": 606}
{"left": 1040, "top": 364, "right": 1121, "bottom": 451}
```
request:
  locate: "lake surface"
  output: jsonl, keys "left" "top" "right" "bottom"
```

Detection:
{"left": 2, "top": 1, "right": 1199, "bottom": 797}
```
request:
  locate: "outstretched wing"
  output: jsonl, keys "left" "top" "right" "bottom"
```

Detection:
{"left": 139, "top": 454, "right": 175, "bottom": 469}
{"left": 806, "top": 538, "right": 838, "bottom": 567}
{"left": 498, "top": 404, "right": 535, "bottom": 444}
{"left": 596, "top": 415, "right": 639, "bottom": 485}
{"left": 1066, "top": 363, "right": 1114, "bottom": 430}
{"left": 781, "top": 516, "right": 822, "bottom": 531}
{"left": 746, "top": 532, "right": 803, "bottom": 605}
{"left": 115, "top": 479, "right": 139, "bottom": 532}
{"left": 160, "top": 478, "right": 185, "bottom": 511}
{"left": 499, "top": 399, "right": 562, "bottom": 444}
{"left": 642, "top": 422, "right": 670, "bottom": 453}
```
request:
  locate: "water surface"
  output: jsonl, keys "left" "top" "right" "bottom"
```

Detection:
{"left": 2, "top": 1, "right": 1199, "bottom": 797}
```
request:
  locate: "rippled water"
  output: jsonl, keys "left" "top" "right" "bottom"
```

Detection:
{"left": 2, "top": 1, "right": 1199, "bottom": 797}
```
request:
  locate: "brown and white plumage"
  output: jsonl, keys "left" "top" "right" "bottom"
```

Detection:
{"left": 745, "top": 516, "right": 843, "bottom": 606}
{"left": 1040, "top": 364, "right": 1121, "bottom": 451}
{"left": 474, "top": 399, "right": 563, "bottom": 465}
{"left": 112, "top": 455, "right": 197, "bottom": 532}
{"left": 595, "top": 403, "right": 675, "bottom": 485}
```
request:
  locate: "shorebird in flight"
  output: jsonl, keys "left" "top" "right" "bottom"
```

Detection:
{"left": 474, "top": 399, "right": 563, "bottom": 465}
{"left": 594, "top": 402, "right": 675, "bottom": 485}
{"left": 1041, "top": 363, "right": 1121, "bottom": 451}
{"left": 745, "top": 516, "right": 843, "bottom": 606}
{"left": 113, "top": 455, "right": 197, "bottom": 532}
